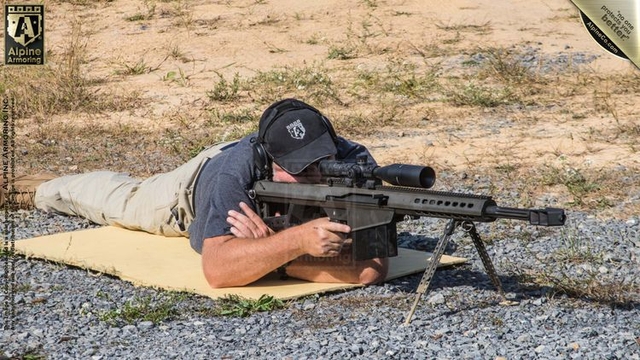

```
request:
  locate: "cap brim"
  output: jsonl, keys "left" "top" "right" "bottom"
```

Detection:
{"left": 274, "top": 131, "right": 337, "bottom": 174}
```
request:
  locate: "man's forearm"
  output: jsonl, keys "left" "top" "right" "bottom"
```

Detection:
{"left": 201, "top": 228, "right": 307, "bottom": 288}
{"left": 288, "top": 256, "right": 388, "bottom": 284}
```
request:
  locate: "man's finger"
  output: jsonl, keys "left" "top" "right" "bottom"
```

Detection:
{"left": 228, "top": 211, "right": 255, "bottom": 231}
{"left": 239, "top": 202, "right": 262, "bottom": 221}
{"left": 311, "top": 219, "right": 350, "bottom": 236}
{"left": 229, "top": 226, "right": 244, "bottom": 238}
{"left": 238, "top": 202, "right": 271, "bottom": 236}
{"left": 227, "top": 216, "right": 253, "bottom": 238}
{"left": 325, "top": 221, "right": 351, "bottom": 234}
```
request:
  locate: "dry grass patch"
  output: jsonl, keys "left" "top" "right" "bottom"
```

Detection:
{"left": 497, "top": 223, "right": 639, "bottom": 309}
{"left": 19, "top": 119, "right": 177, "bottom": 176}
{"left": 463, "top": 162, "right": 640, "bottom": 218}
{"left": 246, "top": 63, "right": 343, "bottom": 105}
{"left": 514, "top": 227, "right": 638, "bottom": 309}
{"left": 517, "top": 269, "right": 638, "bottom": 309}
{"left": 349, "top": 59, "right": 440, "bottom": 102}
{"left": 1, "top": 20, "right": 143, "bottom": 120}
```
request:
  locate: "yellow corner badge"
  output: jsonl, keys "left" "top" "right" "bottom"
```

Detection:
{"left": 571, "top": 1, "right": 638, "bottom": 69}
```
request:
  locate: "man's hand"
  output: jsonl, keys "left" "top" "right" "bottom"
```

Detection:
{"left": 226, "top": 203, "right": 350, "bottom": 257}
{"left": 226, "top": 202, "right": 274, "bottom": 239}
{"left": 297, "top": 218, "right": 351, "bottom": 257}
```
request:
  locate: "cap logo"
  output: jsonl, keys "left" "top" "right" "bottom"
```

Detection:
{"left": 286, "top": 119, "right": 306, "bottom": 140}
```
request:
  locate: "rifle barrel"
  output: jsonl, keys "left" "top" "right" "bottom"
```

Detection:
{"left": 485, "top": 206, "right": 566, "bottom": 226}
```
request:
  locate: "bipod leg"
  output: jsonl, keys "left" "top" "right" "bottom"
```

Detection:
{"left": 404, "top": 219, "right": 458, "bottom": 325}
{"left": 461, "top": 221, "right": 514, "bottom": 305}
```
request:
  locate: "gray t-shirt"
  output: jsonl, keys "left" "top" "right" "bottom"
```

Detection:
{"left": 188, "top": 133, "right": 374, "bottom": 253}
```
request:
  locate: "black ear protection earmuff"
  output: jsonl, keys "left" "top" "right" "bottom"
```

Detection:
{"left": 252, "top": 99, "right": 338, "bottom": 180}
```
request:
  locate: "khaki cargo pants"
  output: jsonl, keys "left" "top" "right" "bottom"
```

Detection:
{"left": 34, "top": 141, "right": 236, "bottom": 237}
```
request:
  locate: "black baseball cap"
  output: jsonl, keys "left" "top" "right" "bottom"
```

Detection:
{"left": 259, "top": 99, "right": 337, "bottom": 174}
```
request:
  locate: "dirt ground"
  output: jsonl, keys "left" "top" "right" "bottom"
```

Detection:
{"left": 6, "top": 0, "right": 640, "bottom": 216}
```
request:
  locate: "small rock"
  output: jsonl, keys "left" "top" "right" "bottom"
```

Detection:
{"left": 532, "top": 298, "right": 544, "bottom": 306}
{"left": 81, "top": 348, "right": 96, "bottom": 357}
{"left": 122, "top": 325, "right": 137, "bottom": 333}
{"left": 350, "top": 344, "right": 363, "bottom": 355}
{"left": 427, "top": 293, "right": 445, "bottom": 305}
{"left": 138, "top": 321, "right": 154, "bottom": 330}
{"left": 517, "top": 334, "right": 531, "bottom": 343}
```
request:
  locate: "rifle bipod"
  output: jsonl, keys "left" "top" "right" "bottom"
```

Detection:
{"left": 404, "top": 219, "right": 515, "bottom": 325}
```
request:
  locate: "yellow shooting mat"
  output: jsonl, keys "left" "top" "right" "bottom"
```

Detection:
{"left": 14, "top": 226, "right": 467, "bottom": 300}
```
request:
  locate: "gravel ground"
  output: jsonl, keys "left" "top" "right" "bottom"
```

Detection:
{"left": 1, "top": 204, "right": 639, "bottom": 359}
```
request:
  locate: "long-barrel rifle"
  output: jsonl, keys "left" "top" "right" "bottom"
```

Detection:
{"left": 249, "top": 155, "right": 566, "bottom": 323}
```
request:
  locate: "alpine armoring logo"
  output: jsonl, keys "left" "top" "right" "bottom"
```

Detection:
{"left": 286, "top": 119, "right": 306, "bottom": 140}
{"left": 4, "top": 5, "right": 45, "bottom": 66}
{"left": 6, "top": 9, "right": 42, "bottom": 47}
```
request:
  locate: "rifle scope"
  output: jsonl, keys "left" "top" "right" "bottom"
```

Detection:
{"left": 318, "top": 159, "right": 436, "bottom": 189}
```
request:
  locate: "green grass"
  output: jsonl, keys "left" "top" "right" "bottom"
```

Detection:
{"left": 115, "top": 58, "right": 156, "bottom": 75}
{"left": 162, "top": 68, "right": 191, "bottom": 87}
{"left": 539, "top": 165, "right": 601, "bottom": 206}
{"left": 98, "top": 293, "right": 186, "bottom": 326}
{"left": 552, "top": 227, "right": 604, "bottom": 264}
{"left": 249, "top": 64, "right": 342, "bottom": 104}
{"left": 351, "top": 61, "right": 440, "bottom": 101}
{"left": 517, "top": 269, "right": 637, "bottom": 309}
{"left": 501, "top": 224, "right": 639, "bottom": 309}
{"left": 97, "top": 292, "right": 286, "bottom": 325}
{"left": 478, "top": 47, "right": 541, "bottom": 85}
{"left": 445, "top": 82, "right": 515, "bottom": 107}
{"left": 206, "top": 73, "right": 242, "bottom": 102}
{"left": 214, "top": 294, "right": 285, "bottom": 317}
{"left": 124, "top": 0, "right": 156, "bottom": 21}
{"left": 327, "top": 45, "right": 357, "bottom": 60}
